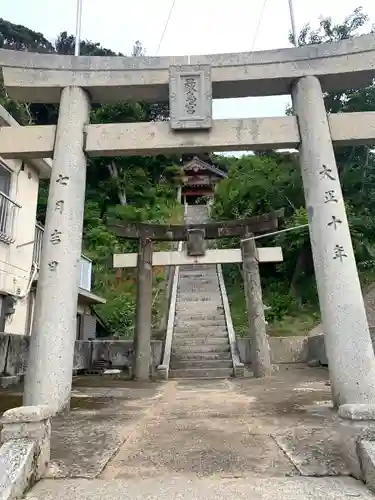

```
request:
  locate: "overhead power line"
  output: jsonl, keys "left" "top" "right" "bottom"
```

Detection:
{"left": 251, "top": 0, "right": 267, "bottom": 51}
{"left": 156, "top": 0, "right": 177, "bottom": 55}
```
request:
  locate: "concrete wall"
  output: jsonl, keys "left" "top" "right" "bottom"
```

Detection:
{"left": 237, "top": 336, "right": 310, "bottom": 365}
{"left": 307, "top": 335, "right": 328, "bottom": 366}
{"left": 0, "top": 334, "right": 164, "bottom": 381}
{"left": 237, "top": 333, "right": 375, "bottom": 367}
{"left": 0, "top": 158, "right": 39, "bottom": 336}
{"left": 305, "top": 329, "right": 375, "bottom": 367}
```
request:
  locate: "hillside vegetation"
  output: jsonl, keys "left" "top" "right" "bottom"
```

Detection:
{"left": 1, "top": 8, "right": 375, "bottom": 337}
{"left": 212, "top": 9, "right": 375, "bottom": 336}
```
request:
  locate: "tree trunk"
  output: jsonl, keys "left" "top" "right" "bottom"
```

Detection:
{"left": 107, "top": 161, "right": 127, "bottom": 205}
{"left": 290, "top": 246, "right": 308, "bottom": 305}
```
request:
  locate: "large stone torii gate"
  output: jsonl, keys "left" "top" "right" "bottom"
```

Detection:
{"left": 1, "top": 35, "right": 375, "bottom": 413}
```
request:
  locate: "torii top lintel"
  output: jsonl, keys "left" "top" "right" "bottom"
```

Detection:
{"left": 107, "top": 209, "right": 284, "bottom": 241}
{"left": 1, "top": 34, "right": 375, "bottom": 103}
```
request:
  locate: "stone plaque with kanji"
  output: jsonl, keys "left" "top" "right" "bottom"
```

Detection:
{"left": 186, "top": 228, "right": 206, "bottom": 256}
{"left": 169, "top": 64, "right": 212, "bottom": 130}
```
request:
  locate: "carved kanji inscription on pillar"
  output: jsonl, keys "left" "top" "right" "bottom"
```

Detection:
{"left": 319, "top": 164, "right": 336, "bottom": 180}
{"left": 169, "top": 64, "right": 212, "bottom": 130}
{"left": 56, "top": 174, "right": 69, "bottom": 185}
{"left": 50, "top": 229, "right": 62, "bottom": 245}
{"left": 328, "top": 215, "right": 342, "bottom": 230}
{"left": 324, "top": 190, "right": 338, "bottom": 203}
{"left": 333, "top": 244, "right": 348, "bottom": 262}
{"left": 55, "top": 200, "right": 64, "bottom": 214}
{"left": 48, "top": 261, "right": 58, "bottom": 270}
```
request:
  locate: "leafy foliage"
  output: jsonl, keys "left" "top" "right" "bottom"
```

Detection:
{"left": 213, "top": 8, "right": 375, "bottom": 336}
{"left": 0, "top": 20, "right": 182, "bottom": 337}
{"left": 2, "top": 9, "right": 375, "bottom": 338}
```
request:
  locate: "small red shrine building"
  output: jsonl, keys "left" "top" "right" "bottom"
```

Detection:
{"left": 180, "top": 156, "right": 227, "bottom": 204}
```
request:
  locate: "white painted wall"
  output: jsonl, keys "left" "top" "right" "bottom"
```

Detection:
{"left": 0, "top": 157, "right": 39, "bottom": 335}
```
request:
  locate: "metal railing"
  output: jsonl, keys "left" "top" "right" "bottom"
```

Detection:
{"left": 32, "top": 223, "right": 44, "bottom": 265}
{"left": 79, "top": 255, "right": 92, "bottom": 292}
{"left": 33, "top": 225, "right": 92, "bottom": 291}
{"left": 0, "top": 191, "right": 20, "bottom": 244}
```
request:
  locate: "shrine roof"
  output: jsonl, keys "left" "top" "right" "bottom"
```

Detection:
{"left": 182, "top": 157, "right": 227, "bottom": 178}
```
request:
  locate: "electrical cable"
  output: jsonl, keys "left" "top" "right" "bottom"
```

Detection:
{"left": 156, "top": 0, "right": 176, "bottom": 55}
{"left": 251, "top": 0, "right": 267, "bottom": 51}
{"left": 0, "top": 267, "right": 29, "bottom": 281}
{"left": 241, "top": 224, "right": 309, "bottom": 243}
{"left": 0, "top": 257, "right": 31, "bottom": 275}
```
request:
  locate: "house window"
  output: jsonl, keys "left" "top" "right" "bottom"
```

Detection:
{"left": 0, "top": 161, "right": 19, "bottom": 243}
{"left": 79, "top": 256, "right": 92, "bottom": 292}
{"left": 0, "top": 163, "right": 11, "bottom": 196}
{"left": 0, "top": 295, "right": 5, "bottom": 332}
{"left": 76, "top": 313, "right": 83, "bottom": 340}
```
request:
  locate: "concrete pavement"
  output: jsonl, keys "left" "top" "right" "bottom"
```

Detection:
{"left": 14, "top": 365, "right": 375, "bottom": 498}
{"left": 26, "top": 476, "right": 373, "bottom": 500}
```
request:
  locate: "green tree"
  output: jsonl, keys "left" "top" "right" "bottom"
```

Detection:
{"left": 213, "top": 7, "right": 375, "bottom": 332}
{"left": 0, "top": 19, "right": 182, "bottom": 336}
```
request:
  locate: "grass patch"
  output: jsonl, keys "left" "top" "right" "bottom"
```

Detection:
{"left": 225, "top": 280, "right": 320, "bottom": 338}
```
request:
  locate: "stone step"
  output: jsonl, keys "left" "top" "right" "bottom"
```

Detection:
{"left": 169, "top": 367, "right": 233, "bottom": 379}
{"left": 177, "top": 294, "right": 221, "bottom": 299}
{"left": 176, "top": 314, "right": 225, "bottom": 321}
{"left": 175, "top": 319, "right": 227, "bottom": 328}
{"left": 173, "top": 329, "right": 228, "bottom": 337}
{"left": 176, "top": 304, "right": 223, "bottom": 310}
{"left": 176, "top": 311, "right": 225, "bottom": 317}
{"left": 178, "top": 283, "right": 219, "bottom": 287}
{"left": 178, "top": 281, "right": 219, "bottom": 286}
{"left": 172, "top": 344, "right": 230, "bottom": 354}
{"left": 171, "top": 351, "right": 232, "bottom": 361}
{"left": 178, "top": 278, "right": 218, "bottom": 283}
{"left": 178, "top": 292, "right": 220, "bottom": 296}
{"left": 176, "top": 301, "right": 223, "bottom": 308}
{"left": 179, "top": 280, "right": 219, "bottom": 283}
{"left": 170, "top": 359, "right": 233, "bottom": 369}
{"left": 179, "top": 264, "right": 214, "bottom": 270}
{"left": 179, "top": 269, "right": 215, "bottom": 274}
{"left": 179, "top": 278, "right": 218, "bottom": 284}
{"left": 176, "top": 302, "right": 223, "bottom": 309}
{"left": 178, "top": 288, "right": 220, "bottom": 294}
{"left": 176, "top": 295, "right": 221, "bottom": 302}
{"left": 173, "top": 337, "right": 229, "bottom": 346}
{"left": 179, "top": 271, "right": 218, "bottom": 283}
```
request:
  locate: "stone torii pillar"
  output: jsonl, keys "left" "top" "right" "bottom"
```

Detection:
{"left": 292, "top": 75, "right": 375, "bottom": 407}
{"left": 134, "top": 238, "right": 153, "bottom": 380}
{"left": 241, "top": 234, "right": 272, "bottom": 377}
{"left": 24, "top": 87, "right": 90, "bottom": 414}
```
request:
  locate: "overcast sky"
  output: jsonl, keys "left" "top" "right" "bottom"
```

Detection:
{"left": 1, "top": 0, "right": 375, "bottom": 119}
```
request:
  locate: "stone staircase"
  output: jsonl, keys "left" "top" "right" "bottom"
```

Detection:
{"left": 169, "top": 205, "right": 233, "bottom": 379}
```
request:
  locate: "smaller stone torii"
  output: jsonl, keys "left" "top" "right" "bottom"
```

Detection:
{"left": 108, "top": 209, "right": 284, "bottom": 380}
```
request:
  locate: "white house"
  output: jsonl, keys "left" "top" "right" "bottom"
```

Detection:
{"left": 0, "top": 105, "right": 105, "bottom": 339}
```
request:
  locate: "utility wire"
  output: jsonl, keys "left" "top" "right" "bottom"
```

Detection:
{"left": 241, "top": 224, "right": 309, "bottom": 243}
{"left": 0, "top": 267, "right": 29, "bottom": 281}
{"left": 251, "top": 0, "right": 267, "bottom": 51}
{"left": 156, "top": 0, "right": 176, "bottom": 55}
{"left": 0, "top": 258, "right": 31, "bottom": 275}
